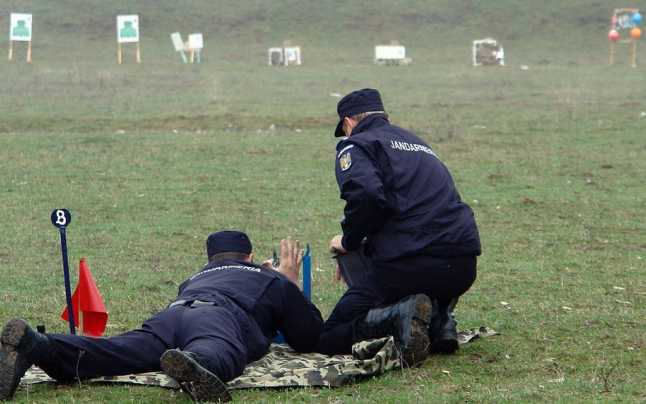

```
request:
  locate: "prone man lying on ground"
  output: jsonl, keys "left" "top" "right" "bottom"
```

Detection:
{"left": 0, "top": 231, "right": 322, "bottom": 402}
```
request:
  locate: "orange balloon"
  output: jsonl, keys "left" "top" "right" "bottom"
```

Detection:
{"left": 630, "top": 27, "right": 642, "bottom": 40}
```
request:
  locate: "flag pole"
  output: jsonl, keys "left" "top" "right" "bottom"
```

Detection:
{"left": 59, "top": 227, "right": 76, "bottom": 334}
{"left": 51, "top": 208, "right": 76, "bottom": 334}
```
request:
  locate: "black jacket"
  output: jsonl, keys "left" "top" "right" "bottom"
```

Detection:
{"left": 177, "top": 259, "right": 323, "bottom": 356}
{"left": 335, "top": 115, "right": 481, "bottom": 261}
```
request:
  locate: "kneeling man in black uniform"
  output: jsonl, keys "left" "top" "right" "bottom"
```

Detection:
{"left": 0, "top": 231, "right": 322, "bottom": 402}
{"left": 317, "top": 89, "right": 481, "bottom": 364}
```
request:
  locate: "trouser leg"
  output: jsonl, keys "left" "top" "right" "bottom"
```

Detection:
{"left": 374, "top": 255, "right": 477, "bottom": 303}
{"left": 36, "top": 308, "right": 180, "bottom": 382}
{"left": 177, "top": 306, "right": 247, "bottom": 383}
{"left": 335, "top": 247, "right": 374, "bottom": 288}
{"left": 316, "top": 250, "right": 383, "bottom": 355}
{"left": 39, "top": 329, "right": 168, "bottom": 382}
{"left": 316, "top": 287, "right": 384, "bottom": 355}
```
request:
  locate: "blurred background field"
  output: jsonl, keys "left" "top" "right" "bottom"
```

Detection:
{"left": 1, "top": 0, "right": 645, "bottom": 402}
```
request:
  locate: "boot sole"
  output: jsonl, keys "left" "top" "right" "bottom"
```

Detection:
{"left": 400, "top": 295, "right": 432, "bottom": 367}
{"left": 160, "top": 349, "right": 231, "bottom": 403}
{"left": 0, "top": 319, "right": 31, "bottom": 400}
{"left": 0, "top": 319, "right": 28, "bottom": 348}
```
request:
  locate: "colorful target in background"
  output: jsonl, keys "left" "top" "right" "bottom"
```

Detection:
{"left": 608, "top": 8, "right": 641, "bottom": 67}
{"left": 609, "top": 9, "right": 642, "bottom": 42}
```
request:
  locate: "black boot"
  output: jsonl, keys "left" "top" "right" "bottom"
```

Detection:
{"left": 160, "top": 349, "right": 232, "bottom": 403}
{"left": 428, "top": 298, "right": 459, "bottom": 354}
{"left": 0, "top": 318, "right": 51, "bottom": 400}
{"left": 353, "top": 294, "right": 432, "bottom": 367}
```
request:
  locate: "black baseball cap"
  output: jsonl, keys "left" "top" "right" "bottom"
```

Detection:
{"left": 206, "top": 230, "right": 252, "bottom": 259}
{"left": 334, "top": 88, "right": 385, "bottom": 137}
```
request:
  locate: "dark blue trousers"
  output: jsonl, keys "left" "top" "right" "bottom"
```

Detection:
{"left": 316, "top": 249, "right": 477, "bottom": 355}
{"left": 37, "top": 304, "right": 252, "bottom": 383}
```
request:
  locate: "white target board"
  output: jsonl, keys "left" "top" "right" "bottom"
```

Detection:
{"left": 284, "top": 47, "right": 301, "bottom": 65}
{"left": 268, "top": 47, "right": 283, "bottom": 65}
{"left": 117, "top": 15, "right": 139, "bottom": 43}
{"left": 472, "top": 38, "right": 505, "bottom": 66}
{"left": 188, "top": 33, "right": 204, "bottom": 50}
{"left": 10, "top": 13, "right": 32, "bottom": 42}
{"left": 170, "top": 32, "right": 185, "bottom": 51}
{"left": 268, "top": 46, "right": 302, "bottom": 66}
{"left": 375, "top": 45, "right": 406, "bottom": 61}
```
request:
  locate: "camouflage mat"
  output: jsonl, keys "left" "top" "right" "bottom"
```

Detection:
{"left": 20, "top": 327, "right": 497, "bottom": 390}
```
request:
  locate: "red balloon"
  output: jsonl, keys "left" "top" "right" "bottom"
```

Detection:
{"left": 608, "top": 29, "right": 620, "bottom": 42}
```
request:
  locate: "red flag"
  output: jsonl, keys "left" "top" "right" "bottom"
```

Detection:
{"left": 61, "top": 258, "right": 108, "bottom": 336}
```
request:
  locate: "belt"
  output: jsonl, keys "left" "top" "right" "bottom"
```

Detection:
{"left": 168, "top": 299, "right": 216, "bottom": 309}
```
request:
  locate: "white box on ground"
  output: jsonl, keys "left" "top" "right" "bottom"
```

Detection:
{"left": 117, "top": 15, "right": 139, "bottom": 43}
{"left": 284, "top": 47, "right": 301, "bottom": 65}
{"left": 10, "top": 13, "right": 32, "bottom": 42}
{"left": 374, "top": 45, "right": 411, "bottom": 65}
{"left": 268, "top": 47, "right": 283, "bottom": 65}
{"left": 268, "top": 46, "right": 302, "bottom": 66}
{"left": 472, "top": 38, "right": 504, "bottom": 66}
{"left": 375, "top": 45, "right": 406, "bottom": 60}
{"left": 188, "top": 33, "right": 204, "bottom": 50}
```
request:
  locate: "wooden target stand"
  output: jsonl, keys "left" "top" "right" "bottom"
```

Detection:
{"left": 8, "top": 40, "right": 32, "bottom": 63}
{"left": 189, "top": 47, "right": 201, "bottom": 64}
{"left": 117, "top": 42, "right": 141, "bottom": 64}
{"left": 608, "top": 8, "right": 641, "bottom": 68}
{"left": 609, "top": 39, "right": 638, "bottom": 68}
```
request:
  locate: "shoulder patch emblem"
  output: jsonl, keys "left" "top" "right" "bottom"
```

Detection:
{"left": 339, "top": 152, "right": 352, "bottom": 171}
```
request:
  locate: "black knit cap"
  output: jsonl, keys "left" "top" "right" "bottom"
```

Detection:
{"left": 334, "top": 88, "right": 385, "bottom": 137}
{"left": 206, "top": 230, "right": 252, "bottom": 259}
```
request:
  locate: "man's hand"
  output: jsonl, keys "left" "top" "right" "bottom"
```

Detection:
{"left": 276, "top": 238, "right": 303, "bottom": 286}
{"left": 330, "top": 235, "right": 347, "bottom": 283}
{"left": 334, "top": 262, "right": 344, "bottom": 283}
{"left": 329, "top": 235, "right": 347, "bottom": 255}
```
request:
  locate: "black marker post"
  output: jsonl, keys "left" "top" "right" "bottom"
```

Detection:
{"left": 51, "top": 209, "right": 76, "bottom": 334}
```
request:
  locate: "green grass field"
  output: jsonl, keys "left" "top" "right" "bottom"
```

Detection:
{"left": 1, "top": 1, "right": 645, "bottom": 402}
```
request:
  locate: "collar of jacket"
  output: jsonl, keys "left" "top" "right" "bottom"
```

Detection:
{"left": 202, "top": 258, "right": 258, "bottom": 271}
{"left": 349, "top": 114, "right": 389, "bottom": 137}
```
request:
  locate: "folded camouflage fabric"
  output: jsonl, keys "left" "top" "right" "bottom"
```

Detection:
{"left": 20, "top": 327, "right": 496, "bottom": 390}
